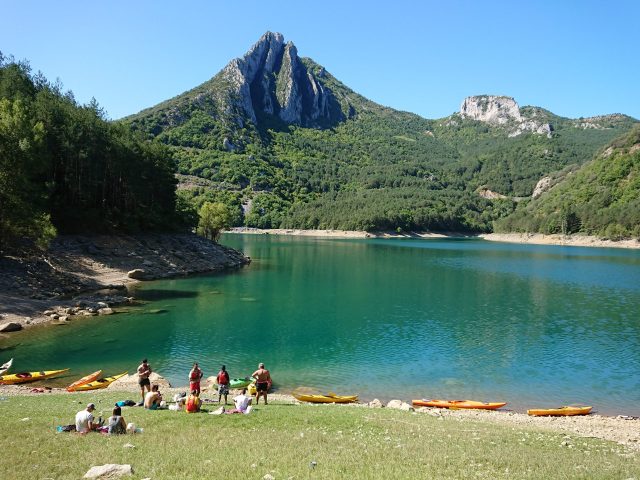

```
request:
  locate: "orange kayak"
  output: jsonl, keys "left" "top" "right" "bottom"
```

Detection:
{"left": 527, "top": 406, "right": 592, "bottom": 416}
{"left": 412, "top": 399, "right": 507, "bottom": 410}
{"left": 66, "top": 370, "right": 103, "bottom": 391}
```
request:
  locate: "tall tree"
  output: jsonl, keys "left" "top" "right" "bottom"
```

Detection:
{"left": 197, "top": 202, "right": 231, "bottom": 241}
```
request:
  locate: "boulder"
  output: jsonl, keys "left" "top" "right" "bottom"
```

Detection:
{"left": 0, "top": 322, "right": 22, "bottom": 333}
{"left": 386, "top": 399, "right": 414, "bottom": 412}
{"left": 108, "top": 372, "right": 171, "bottom": 390}
{"left": 98, "top": 308, "right": 114, "bottom": 315}
{"left": 127, "top": 269, "right": 146, "bottom": 280}
{"left": 368, "top": 398, "right": 384, "bottom": 408}
{"left": 83, "top": 464, "right": 133, "bottom": 478}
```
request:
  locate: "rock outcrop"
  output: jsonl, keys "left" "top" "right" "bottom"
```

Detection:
{"left": 532, "top": 176, "right": 553, "bottom": 198}
{"left": 219, "top": 31, "right": 343, "bottom": 127}
{"left": 459, "top": 95, "right": 553, "bottom": 138}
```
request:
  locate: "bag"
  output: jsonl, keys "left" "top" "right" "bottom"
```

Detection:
{"left": 116, "top": 400, "right": 136, "bottom": 407}
{"left": 57, "top": 424, "right": 76, "bottom": 432}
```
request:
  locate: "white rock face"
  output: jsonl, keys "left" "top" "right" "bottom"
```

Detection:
{"left": 277, "top": 43, "right": 303, "bottom": 123}
{"left": 460, "top": 95, "right": 553, "bottom": 138}
{"left": 460, "top": 95, "right": 522, "bottom": 125}
{"left": 532, "top": 176, "right": 552, "bottom": 198}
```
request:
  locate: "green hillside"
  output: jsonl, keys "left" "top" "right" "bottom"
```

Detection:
{"left": 126, "top": 33, "right": 637, "bottom": 234}
{"left": 495, "top": 125, "right": 640, "bottom": 238}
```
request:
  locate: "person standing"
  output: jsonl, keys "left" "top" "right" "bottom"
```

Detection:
{"left": 188, "top": 362, "right": 203, "bottom": 396}
{"left": 137, "top": 358, "right": 152, "bottom": 404}
{"left": 252, "top": 362, "right": 271, "bottom": 405}
{"left": 216, "top": 365, "right": 230, "bottom": 405}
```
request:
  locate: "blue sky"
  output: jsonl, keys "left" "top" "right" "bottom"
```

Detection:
{"left": 3, "top": 0, "right": 639, "bottom": 120}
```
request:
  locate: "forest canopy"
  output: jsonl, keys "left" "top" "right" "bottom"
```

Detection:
{"left": 0, "top": 54, "right": 193, "bottom": 249}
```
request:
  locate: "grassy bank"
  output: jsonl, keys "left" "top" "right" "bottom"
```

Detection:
{"left": 0, "top": 391, "right": 638, "bottom": 479}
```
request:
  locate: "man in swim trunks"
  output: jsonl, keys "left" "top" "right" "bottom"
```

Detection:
{"left": 137, "top": 358, "right": 152, "bottom": 404}
{"left": 144, "top": 384, "right": 163, "bottom": 410}
{"left": 251, "top": 362, "right": 271, "bottom": 405}
{"left": 189, "top": 362, "right": 203, "bottom": 396}
{"left": 216, "top": 365, "right": 230, "bottom": 405}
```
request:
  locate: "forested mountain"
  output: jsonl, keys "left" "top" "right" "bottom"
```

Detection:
{"left": 495, "top": 125, "right": 640, "bottom": 238}
{"left": 0, "top": 54, "right": 193, "bottom": 249}
{"left": 127, "top": 32, "right": 638, "bottom": 235}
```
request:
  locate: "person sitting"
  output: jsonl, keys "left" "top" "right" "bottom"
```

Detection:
{"left": 226, "top": 388, "right": 252, "bottom": 414}
{"left": 144, "top": 384, "right": 163, "bottom": 410}
{"left": 75, "top": 403, "right": 99, "bottom": 433}
{"left": 107, "top": 406, "right": 127, "bottom": 435}
{"left": 185, "top": 390, "right": 201, "bottom": 413}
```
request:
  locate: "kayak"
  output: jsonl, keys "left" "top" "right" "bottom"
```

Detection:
{"left": 0, "top": 358, "right": 13, "bottom": 376}
{"left": 293, "top": 393, "right": 358, "bottom": 404}
{"left": 215, "top": 377, "right": 253, "bottom": 389}
{"left": 412, "top": 399, "right": 507, "bottom": 410}
{"left": 73, "top": 372, "right": 127, "bottom": 391}
{"left": 527, "top": 406, "right": 592, "bottom": 416}
{"left": 248, "top": 378, "right": 273, "bottom": 395}
{"left": 66, "top": 370, "right": 103, "bottom": 392}
{"left": 0, "top": 368, "right": 70, "bottom": 385}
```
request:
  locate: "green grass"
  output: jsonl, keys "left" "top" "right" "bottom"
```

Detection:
{"left": 0, "top": 391, "right": 638, "bottom": 479}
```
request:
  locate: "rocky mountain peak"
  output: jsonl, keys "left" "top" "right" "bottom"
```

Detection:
{"left": 219, "top": 32, "right": 342, "bottom": 127}
{"left": 459, "top": 95, "right": 552, "bottom": 138}
{"left": 460, "top": 95, "right": 522, "bottom": 125}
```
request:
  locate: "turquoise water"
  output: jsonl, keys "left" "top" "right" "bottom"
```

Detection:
{"left": 2, "top": 235, "right": 639, "bottom": 415}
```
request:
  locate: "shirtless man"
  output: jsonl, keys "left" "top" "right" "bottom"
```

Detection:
{"left": 251, "top": 362, "right": 271, "bottom": 405}
{"left": 144, "top": 384, "right": 163, "bottom": 410}
{"left": 137, "top": 358, "right": 152, "bottom": 404}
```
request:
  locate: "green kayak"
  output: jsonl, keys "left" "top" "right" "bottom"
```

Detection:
{"left": 215, "top": 376, "right": 253, "bottom": 389}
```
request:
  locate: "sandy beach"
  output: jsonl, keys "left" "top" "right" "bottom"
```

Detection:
{"left": 228, "top": 228, "right": 640, "bottom": 249}
{"left": 480, "top": 233, "right": 640, "bottom": 249}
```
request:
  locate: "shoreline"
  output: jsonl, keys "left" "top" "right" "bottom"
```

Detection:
{"left": 227, "top": 227, "right": 640, "bottom": 249}
{"left": 1, "top": 383, "right": 637, "bottom": 452}
{"left": 0, "top": 234, "right": 249, "bottom": 330}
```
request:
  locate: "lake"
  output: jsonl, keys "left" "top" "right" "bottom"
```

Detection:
{"left": 2, "top": 234, "right": 639, "bottom": 415}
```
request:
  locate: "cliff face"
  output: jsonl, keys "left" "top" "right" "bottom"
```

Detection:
{"left": 219, "top": 32, "right": 342, "bottom": 127}
{"left": 460, "top": 95, "right": 553, "bottom": 138}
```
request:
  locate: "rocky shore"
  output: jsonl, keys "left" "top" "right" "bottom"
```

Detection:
{"left": 0, "top": 234, "right": 249, "bottom": 330}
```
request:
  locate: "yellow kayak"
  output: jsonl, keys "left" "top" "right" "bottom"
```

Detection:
{"left": 293, "top": 392, "right": 358, "bottom": 404}
{"left": 66, "top": 370, "right": 103, "bottom": 391}
{"left": 0, "top": 368, "right": 69, "bottom": 385}
{"left": 527, "top": 406, "right": 592, "bottom": 416}
{"left": 73, "top": 372, "right": 127, "bottom": 391}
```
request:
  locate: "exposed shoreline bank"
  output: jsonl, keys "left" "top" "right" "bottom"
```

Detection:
{"left": 0, "top": 383, "right": 637, "bottom": 452}
{"left": 0, "top": 234, "right": 249, "bottom": 331}
{"left": 228, "top": 227, "right": 640, "bottom": 249}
